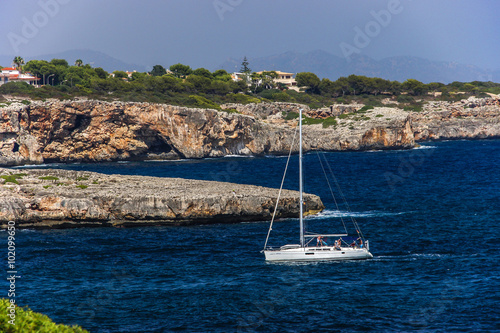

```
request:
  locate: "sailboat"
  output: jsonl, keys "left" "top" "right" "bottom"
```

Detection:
{"left": 262, "top": 109, "right": 373, "bottom": 261}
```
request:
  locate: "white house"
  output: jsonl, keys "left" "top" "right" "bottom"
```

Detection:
{"left": 255, "top": 70, "right": 298, "bottom": 91}
{"left": 0, "top": 67, "right": 39, "bottom": 86}
{"left": 231, "top": 72, "right": 248, "bottom": 82}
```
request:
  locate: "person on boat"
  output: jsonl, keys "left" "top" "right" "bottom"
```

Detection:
{"left": 317, "top": 236, "right": 323, "bottom": 247}
{"left": 335, "top": 239, "right": 341, "bottom": 250}
{"left": 350, "top": 240, "right": 357, "bottom": 248}
{"left": 358, "top": 238, "right": 364, "bottom": 248}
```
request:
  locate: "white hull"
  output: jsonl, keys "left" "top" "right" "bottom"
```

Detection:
{"left": 264, "top": 246, "right": 373, "bottom": 261}
{"left": 262, "top": 109, "right": 373, "bottom": 262}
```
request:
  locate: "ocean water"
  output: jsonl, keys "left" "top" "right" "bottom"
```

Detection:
{"left": 3, "top": 140, "right": 500, "bottom": 332}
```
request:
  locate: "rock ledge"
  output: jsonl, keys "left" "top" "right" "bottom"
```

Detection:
{"left": 0, "top": 168, "right": 324, "bottom": 229}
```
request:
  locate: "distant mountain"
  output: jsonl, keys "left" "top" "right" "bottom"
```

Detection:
{"left": 0, "top": 50, "right": 148, "bottom": 73}
{"left": 220, "top": 50, "right": 499, "bottom": 84}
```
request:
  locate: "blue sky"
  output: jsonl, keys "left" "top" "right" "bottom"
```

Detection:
{"left": 1, "top": 0, "right": 499, "bottom": 70}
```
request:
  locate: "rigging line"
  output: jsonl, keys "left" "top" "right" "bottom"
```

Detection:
{"left": 316, "top": 152, "right": 348, "bottom": 234}
{"left": 323, "top": 154, "right": 366, "bottom": 241}
{"left": 263, "top": 126, "right": 298, "bottom": 251}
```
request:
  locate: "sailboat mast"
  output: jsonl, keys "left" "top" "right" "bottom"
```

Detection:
{"left": 299, "top": 108, "right": 304, "bottom": 248}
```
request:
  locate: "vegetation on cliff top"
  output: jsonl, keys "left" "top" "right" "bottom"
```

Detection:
{"left": 0, "top": 299, "right": 88, "bottom": 333}
{"left": 1, "top": 58, "right": 499, "bottom": 109}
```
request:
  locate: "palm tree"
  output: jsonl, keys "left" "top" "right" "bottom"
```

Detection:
{"left": 13, "top": 56, "right": 25, "bottom": 72}
{"left": 75, "top": 59, "right": 83, "bottom": 67}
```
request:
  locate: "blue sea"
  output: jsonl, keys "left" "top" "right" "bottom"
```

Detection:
{"left": 2, "top": 140, "right": 499, "bottom": 332}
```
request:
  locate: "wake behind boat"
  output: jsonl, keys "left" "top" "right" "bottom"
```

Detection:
{"left": 262, "top": 108, "right": 373, "bottom": 261}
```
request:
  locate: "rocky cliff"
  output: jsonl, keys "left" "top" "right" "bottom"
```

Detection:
{"left": 0, "top": 97, "right": 497, "bottom": 167}
{"left": 0, "top": 100, "right": 415, "bottom": 166}
{"left": 0, "top": 168, "right": 324, "bottom": 228}
{"left": 411, "top": 97, "right": 500, "bottom": 141}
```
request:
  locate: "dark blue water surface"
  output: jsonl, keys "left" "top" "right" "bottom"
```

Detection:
{"left": 2, "top": 140, "right": 500, "bottom": 332}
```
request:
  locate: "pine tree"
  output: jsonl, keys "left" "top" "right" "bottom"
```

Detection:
{"left": 240, "top": 56, "right": 251, "bottom": 73}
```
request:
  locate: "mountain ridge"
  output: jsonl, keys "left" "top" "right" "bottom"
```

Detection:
{"left": 0, "top": 49, "right": 148, "bottom": 73}
{"left": 220, "top": 50, "right": 499, "bottom": 84}
{"left": 1, "top": 49, "right": 498, "bottom": 84}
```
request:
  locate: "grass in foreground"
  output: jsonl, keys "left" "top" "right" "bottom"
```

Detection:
{"left": 0, "top": 299, "right": 89, "bottom": 333}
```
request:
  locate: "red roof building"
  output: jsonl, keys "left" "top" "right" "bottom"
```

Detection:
{"left": 0, "top": 68, "right": 40, "bottom": 86}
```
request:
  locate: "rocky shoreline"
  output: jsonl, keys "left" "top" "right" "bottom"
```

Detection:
{"left": 0, "top": 97, "right": 498, "bottom": 167}
{"left": 0, "top": 98, "right": 498, "bottom": 228}
{"left": 0, "top": 168, "right": 324, "bottom": 229}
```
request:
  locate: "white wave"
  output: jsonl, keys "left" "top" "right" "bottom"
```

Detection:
{"left": 224, "top": 154, "right": 254, "bottom": 158}
{"left": 306, "top": 209, "right": 409, "bottom": 219}
{"left": 373, "top": 253, "right": 451, "bottom": 261}
{"left": 13, "top": 163, "right": 61, "bottom": 168}
{"left": 414, "top": 145, "right": 438, "bottom": 150}
{"left": 264, "top": 155, "right": 288, "bottom": 159}
{"left": 145, "top": 158, "right": 193, "bottom": 163}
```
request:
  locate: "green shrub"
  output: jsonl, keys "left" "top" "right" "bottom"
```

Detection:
{"left": 397, "top": 95, "right": 415, "bottom": 103}
{"left": 322, "top": 117, "right": 338, "bottom": 128}
{"left": 357, "top": 95, "right": 384, "bottom": 107}
{"left": 357, "top": 105, "right": 374, "bottom": 113}
{"left": 303, "top": 116, "right": 338, "bottom": 127}
{"left": 188, "top": 95, "right": 220, "bottom": 109}
{"left": 222, "top": 108, "right": 239, "bottom": 114}
{"left": 282, "top": 111, "right": 299, "bottom": 120}
{"left": 0, "top": 298, "right": 89, "bottom": 332}
{"left": 403, "top": 105, "right": 423, "bottom": 112}
{"left": 75, "top": 176, "right": 88, "bottom": 181}
{"left": 258, "top": 89, "right": 281, "bottom": 100}
{"left": 474, "top": 92, "right": 489, "bottom": 98}
{"left": 76, "top": 184, "right": 88, "bottom": 189}
{"left": 0, "top": 82, "right": 35, "bottom": 95}
{"left": 1, "top": 174, "right": 27, "bottom": 185}
{"left": 271, "top": 92, "right": 292, "bottom": 102}
{"left": 39, "top": 176, "right": 59, "bottom": 181}
{"left": 375, "top": 114, "right": 384, "bottom": 117}
{"left": 224, "top": 93, "right": 260, "bottom": 104}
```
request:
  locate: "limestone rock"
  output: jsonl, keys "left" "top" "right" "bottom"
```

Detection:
{"left": 0, "top": 168, "right": 324, "bottom": 228}
{"left": 1, "top": 97, "right": 496, "bottom": 166}
{"left": 411, "top": 97, "right": 500, "bottom": 141}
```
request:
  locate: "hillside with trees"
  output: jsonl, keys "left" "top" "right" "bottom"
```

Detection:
{"left": 1, "top": 57, "right": 500, "bottom": 110}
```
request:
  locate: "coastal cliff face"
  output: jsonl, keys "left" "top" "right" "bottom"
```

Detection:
{"left": 0, "top": 97, "right": 498, "bottom": 166}
{"left": 411, "top": 98, "right": 500, "bottom": 141}
{"left": 0, "top": 100, "right": 415, "bottom": 166}
{"left": 0, "top": 168, "right": 324, "bottom": 228}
